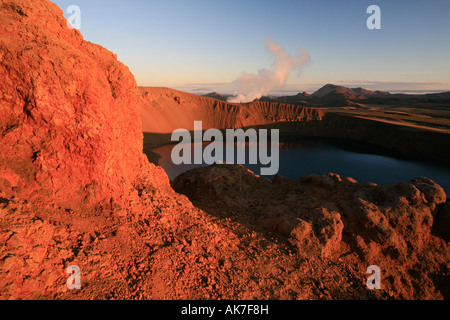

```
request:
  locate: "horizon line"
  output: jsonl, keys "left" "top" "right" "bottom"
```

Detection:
{"left": 137, "top": 83, "right": 450, "bottom": 96}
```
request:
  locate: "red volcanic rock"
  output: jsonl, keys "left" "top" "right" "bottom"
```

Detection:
{"left": 0, "top": 0, "right": 168, "bottom": 210}
{"left": 173, "top": 164, "right": 450, "bottom": 299}
{"left": 140, "top": 87, "right": 325, "bottom": 134}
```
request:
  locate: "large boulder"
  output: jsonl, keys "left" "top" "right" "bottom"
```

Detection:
{"left": 174, "top": 164, "right": 450, "bottom": 299}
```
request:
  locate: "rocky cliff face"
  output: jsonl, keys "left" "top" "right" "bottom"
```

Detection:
{"left": 0, "top": 0, "right": 169, "bottom": 210}
{"left": 140, "top": 87, "right": 325, "bottom": 134}
{"left": 0, "top": 0, "right": 178, "bottom": 299}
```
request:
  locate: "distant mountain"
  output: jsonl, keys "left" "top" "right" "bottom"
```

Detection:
{"left": 294, "top": 92, "right": 312, "bottom": 98}
{"left": 423, "top": 91, "right": 450, "bottom": 100}
{"left": 203, "top": 85, "right": 450, "bottom": 107}
{"left": 257, "top": 91, "right": 312, "bottom": 106}
{"left": 202, "top": 92, "right": 233, "bottom": 102}
{"left": 312, "top": 84, "right": 390, "bottom": 98}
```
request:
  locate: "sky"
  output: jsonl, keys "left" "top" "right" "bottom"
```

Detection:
{"left": 52, "top": 0, "right": 450, "bottom": 94}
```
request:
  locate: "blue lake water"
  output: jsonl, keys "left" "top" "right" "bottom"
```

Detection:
{"left": 152, "top": 138, "right": 450, "bottom": 194}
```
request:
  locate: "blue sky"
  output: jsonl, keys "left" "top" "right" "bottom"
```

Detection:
{"left": 52, "top": 0, "right": 450, "bottom": 94}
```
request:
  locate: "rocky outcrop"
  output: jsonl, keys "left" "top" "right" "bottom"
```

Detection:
{"left": 0, "top": 0, "right": 170, "bottom": 211}
{"left": 173, "top": 164, "right": 450, "bottom": 299}
{"left": 140, "top": 87, "right": 325, "bottom": 135}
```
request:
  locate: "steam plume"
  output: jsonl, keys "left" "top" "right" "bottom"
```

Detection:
{"left": 228, "top": 39, "right": 310, "bottom": 103}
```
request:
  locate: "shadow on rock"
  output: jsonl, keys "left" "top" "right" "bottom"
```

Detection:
{"left": 173, "top": 164, "right": 450, "bottom": 299}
